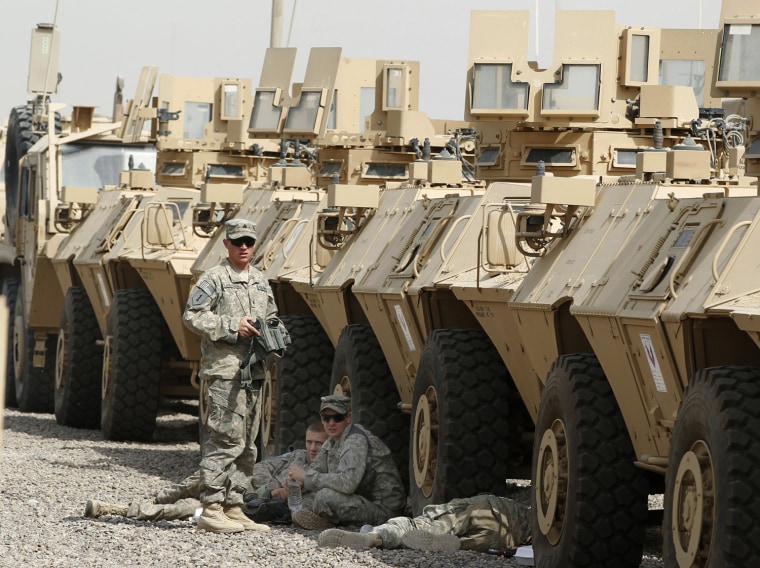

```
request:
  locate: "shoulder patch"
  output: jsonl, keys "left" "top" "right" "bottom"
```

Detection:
{"left": 189, "top": 279, "right": 216, "bottom": 308}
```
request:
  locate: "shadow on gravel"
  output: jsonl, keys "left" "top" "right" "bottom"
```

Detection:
{"left": 4, "top": 403, "right": 200, "bottom": 445}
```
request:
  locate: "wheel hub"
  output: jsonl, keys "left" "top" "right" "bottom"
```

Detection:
{"left": 536, "top": 418, "right": 568, "bottom": 544}
{"left": 412, "top": 386, "right": 438, "bottom": 497}
{"left": 672, "top": 442, "right": 713, "bottom": 567}
{"left": 55, "top": 331, "right": 66, "bottom": 390}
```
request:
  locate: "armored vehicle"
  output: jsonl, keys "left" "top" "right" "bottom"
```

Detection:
{"left": 459, "top": 0, "right": 760, "bottom": 565}
{"left": 1, "top": 23, "right": 157, "bottom": 413}
{"left": 189, "top": 47, "right": 475, "bottom": 456}
{"left": 265, "top": 6, "right": 736, "bottom": 518}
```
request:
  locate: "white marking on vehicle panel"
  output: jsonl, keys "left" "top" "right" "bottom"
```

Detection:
{"left": 394, "top": 304, "right": 416, "bottom": 352}
{"left": 640, "top": 333, "right": 667, "bottom": 393}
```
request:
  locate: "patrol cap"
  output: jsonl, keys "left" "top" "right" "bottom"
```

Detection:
{"left": 320, "top": 395, "right": 351, "bottom": 414}
{"left": 225, "top": 218, "right": 257, "bottom": 240}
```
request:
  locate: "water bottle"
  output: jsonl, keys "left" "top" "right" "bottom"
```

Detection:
{"left": 287, "top": 478, "right": 303, "bottom": 512}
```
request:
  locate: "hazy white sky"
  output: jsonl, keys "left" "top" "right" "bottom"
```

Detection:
{"left": 0, "top": 0, "right": 722, "bottom": 122}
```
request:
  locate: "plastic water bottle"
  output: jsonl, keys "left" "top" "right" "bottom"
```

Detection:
{"left": 287, "top": 479, "right": 303, "bottom": 512}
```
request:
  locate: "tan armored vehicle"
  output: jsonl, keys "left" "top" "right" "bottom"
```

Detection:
{"left": 447, "top": 0, "right": 760, "bottom": 565}
{"left": 48, "top": 67, "right": 287, "bottom": 440}
{"left": 189, "top": 47, "right": 473, "bottom": 456}
{"left": 271, "top": 7, "right": 736, "bottom": 516}
{"left": 1, "top": 23, "right": 158, "bottom": 414}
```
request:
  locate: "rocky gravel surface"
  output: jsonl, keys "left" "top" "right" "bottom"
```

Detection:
{"left": 1, "top": 404, "right": 665, "bottom": 567}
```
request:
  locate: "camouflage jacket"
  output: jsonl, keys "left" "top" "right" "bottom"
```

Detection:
{"left": 250, "top": 449, "right": 311, "bottom": 499}
{"left": 304, "top": 424, "right": 406, "bottom": 513}
{"left": 182, "top": 258, "right": 280, "bottom": 380}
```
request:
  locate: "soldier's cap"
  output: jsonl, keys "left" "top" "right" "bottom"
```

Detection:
{"left": 320, "top": 395, "right": 351, "bottom": 414}
{"left": 225, "top": 218, "right": 257, "bottom": 241}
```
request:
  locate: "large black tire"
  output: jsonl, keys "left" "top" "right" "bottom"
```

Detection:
{"left": 54, "top": 287, "right": 103, "bottom": 428}
{"left": 13, "top": 280, "right": 56, "bottom": 413}
{"left": 5, "top": 105, "right": 39, "bottom": 236}
{"left": 408, "top": 328, "right": 512, "bottom": 515}
{"left": 331, "top": 324, "right": 409, "bottom": 487}
{"left": 101, "top": 289, "right": 162, "bottom": 441}
{"left": 662, "top": 366, "right": 760, "bottom": 567}
{"left": 261, "top": 314, "right": 333, "bottom": 457}
{"left": 2, "top": 278, "right": 19, "bottom": 407}
{"left": 532, "top": 354, "right": 648, "bottom": 567}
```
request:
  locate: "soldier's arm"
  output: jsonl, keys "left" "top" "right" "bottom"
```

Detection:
{"left": 304, "top": 435, "right": 367, "bottom": 494}
{"left": 182, "top": 273, "right": 239, "bottom": 343}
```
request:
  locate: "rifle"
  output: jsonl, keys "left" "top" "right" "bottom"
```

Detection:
{"left": 240, "top": 318, "right": 290, "bottom": 390}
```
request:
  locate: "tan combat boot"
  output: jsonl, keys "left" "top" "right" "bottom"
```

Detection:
{"left": 84, "top": 500, "right": 129, "bottom": 518}
{"left": 318, "top": 528, "right": 382, "bottom": 549}
{"left": 223, "top": 505, "right": 270, "bottom": 532}
{"left": 196, "top": 503, "right": 244, "bottom": 533}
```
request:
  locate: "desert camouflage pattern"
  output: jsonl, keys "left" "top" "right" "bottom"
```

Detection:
{"left": 376, "top": 494, "right": 531, "bottom": 551}
{"left": 182, "top": 258, "right": 280, "bottom": 380}
{"left": 251, "top": 448, "right": 312, "bottom": 500}
{"left": 304, "top": 424, "right": 405, "bottom": 525}
{"left": 121, "top": 449, "right": 312, "bottom": 521}
{"left": 183, "top": 258, "right": 282, "bottom": 507}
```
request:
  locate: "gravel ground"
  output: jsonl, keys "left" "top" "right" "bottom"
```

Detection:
{"left": 0, "top": 404, "right": 665, "bottom": 568}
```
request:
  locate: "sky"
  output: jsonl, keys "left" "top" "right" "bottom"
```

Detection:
{"left": 0, "top": 0, "right": 722, "bottom": 123}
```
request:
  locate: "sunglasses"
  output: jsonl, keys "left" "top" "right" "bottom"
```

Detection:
{"left": 229, "top": 237, "right": 255, "bottom": 248}
{"left": 320, "top": 412, "right": 347, "bottom": 424}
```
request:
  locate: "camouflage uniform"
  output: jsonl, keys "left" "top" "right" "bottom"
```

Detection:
{"left": 183, "top": 256, "right": 281, "bottom": 508}
{"left": 120, "top": 450, "right": 312, "bottom": 522}
{"left": 304, "top": 423, "right": 406, "bottom": 526}
{"left": 375, "top": 494, "right": 532, "bottom": 551}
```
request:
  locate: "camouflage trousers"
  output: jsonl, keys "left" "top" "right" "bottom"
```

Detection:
{"left": 375, "top": 494, "right": 531, "bottom": 551}
{"left": 200, "top": 377, "right": 262, "bottom": 507}
{"left": 313, "top": 487, "right": 396, "bottom": 526}
{"left": 123, "top": 472, "right": 201, "bottom": 521}
{"left": 125, "top": 498, "right": 200, "bottom": 521}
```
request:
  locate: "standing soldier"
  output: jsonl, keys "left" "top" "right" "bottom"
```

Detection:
{"left": 183, "top": 218, "right": 287, "bottom": 533}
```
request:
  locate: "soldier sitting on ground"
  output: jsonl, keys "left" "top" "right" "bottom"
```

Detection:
{"left": 287, "top": 395, "right": 406, "bottom": 531}
{"left": 318, "top": 492, "right": 532, "bottom": 554}
{"left": 84, "top": 421, "right": 328, "bottom": 523}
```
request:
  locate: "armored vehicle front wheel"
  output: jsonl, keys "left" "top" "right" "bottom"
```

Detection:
{"left": 662, "top": 366, "right": 760, "bottom": 567}
{"left": 260, "top": 315, "right": 333, "bottom": 457}
{"left": 55, "top": 287, "right": 103, "bottom": 428}
{"left": 331, "top": 324, "right": 409, "bottom": 485}
{"left": 532, "top": 354, "right": 647, "bottom": 567}
{"left": 12, "top": 280, "right": 56, "bottom": 413}
{"left": 2, "top": 278, "right": 19, "bottom": 407}
{"left": 101, "top": 289, "right": 162, "bottom": 441}
{"left": 409, "top": 328, "right": 511, "bottom": 516}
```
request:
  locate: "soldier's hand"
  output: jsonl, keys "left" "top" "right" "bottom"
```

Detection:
{"left": 238, "top": 317, "right": 261, "bottom": 338}
{"left": 271, "top": 487, "right": 287, "bottom": 499}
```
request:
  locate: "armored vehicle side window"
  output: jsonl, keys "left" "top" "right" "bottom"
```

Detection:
{"left": 363, "top": 163, "right": 407, "bottom": 179}
{"left": 207, "top": 164, "right": 245, "bottom": 178}
{"left": 285, "top": 90, "right": 322, "bottom": 133}
{"left": 360, "top": 87, "right": 375, "bottom": 133}
{"left": 183, "top": 101, "right": 212, "bottom": 139}
{"left": 476, "top": 148, "right": 500, "bottom": 167}
{"left": 613, "top": 149, "right": 639, "bottom": 168}
{"left": 384, "top": 68, "right": 404, "bottom": 109}
{"left": 628, "top": 34, "right": 650, "bottom": 83}
{"left": 250, "top": 90, "right": 282, "bottom": 131}
{"left": 542, "top": 64, "right": 601, "bottom": 112}
{"left": 523, "top": 147, "right": 576, "bottom": 166}
{"left": 221, "top": 84, "right": 240, "bottom": 121}
{"left": 160, "top": 162, "right": 186, "bottom": 177}
{"left": 472, "top": 63, "right": 529, "bottom": 111}
{"left": 660, "top": 60, "right": 706, "bottom": 105}
{"left": 318, "top": 162, "right": 342, "bottom": 179}
{"left": 719, "top": 23, "right": 760, "bottom": 82}
{"left": 61, "top": 144, "right": 157, "bottom": 189}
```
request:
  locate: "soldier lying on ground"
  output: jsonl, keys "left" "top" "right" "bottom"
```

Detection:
{"left": 83, "top": 421, "right": 327, "bottom": 522}
{"left": 318, "top": 492, "right": 531, "bottom": 554}
{"left": 286, "top": 395, "right": 407, "bottom": 531}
